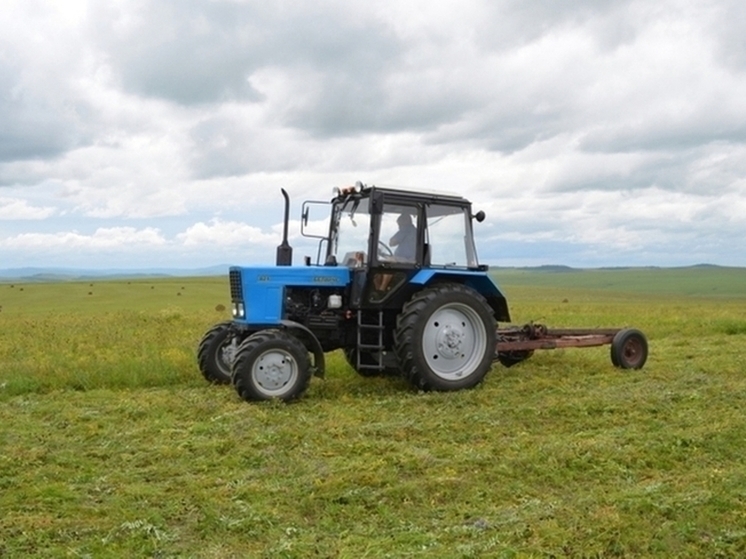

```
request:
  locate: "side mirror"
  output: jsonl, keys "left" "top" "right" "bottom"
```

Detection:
{"left": 474, "top": 210, "right": 486, "bottom": 223}
{"left": 300, "top": 200, "right": 331, "bottom": 240}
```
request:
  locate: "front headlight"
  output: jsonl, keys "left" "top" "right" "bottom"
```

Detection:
{"left": 232, "top": 301, "right": 245, "bottom": 319}
{"left": 328, "top": 294, "right": 342, "bottom": 309}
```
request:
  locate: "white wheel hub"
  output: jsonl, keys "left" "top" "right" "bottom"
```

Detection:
{"left": 422, "top": 302, "right": 488, "bottom": 380}
{"left": 219, "top": 338, "right": 238, "bottom": 369}
{"left": 436, "top": 324, "right": 465, "bottom": 358}
{"left": 252, "top": 349, "right": 297, "bottom": 393}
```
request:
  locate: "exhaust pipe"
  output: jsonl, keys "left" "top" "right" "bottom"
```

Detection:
{"left": 276, "top": 188, "right": 293, "bottom": 266}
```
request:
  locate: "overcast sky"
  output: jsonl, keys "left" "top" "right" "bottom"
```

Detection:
{"left": 2, "top": 0, "right": 745, "bottom": 270}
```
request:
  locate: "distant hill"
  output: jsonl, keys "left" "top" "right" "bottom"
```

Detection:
{"left": 529, "top": 265, "right": 576, "bottom": 273}
{"left": 491, "top": 264, "right": 728, "bottom": 272}
{"left": 0, "top": 265, "right": 230, "bottom": 282}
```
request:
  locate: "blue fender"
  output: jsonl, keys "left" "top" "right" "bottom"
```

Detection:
{"left": 409, "top": 269, "right": 511, "bottom": 322}
{"left": 280, "top": 320, "right": 326, "bottom": 378}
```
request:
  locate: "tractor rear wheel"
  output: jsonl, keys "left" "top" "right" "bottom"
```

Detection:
{"left": 232, "top": 329, "right": 311, "bottom": 402}
{"left": 395, "top": 283, "right": 496, "bottom": 391}
{"left": 610, "top": 329, "right": 648, "bottom": 369}
{"left": 197, "top": 322, "right": 242, "bottom": 384}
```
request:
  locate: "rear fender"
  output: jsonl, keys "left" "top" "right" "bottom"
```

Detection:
{"left": 409, "top": 269, "right": 511, "bottom": 322}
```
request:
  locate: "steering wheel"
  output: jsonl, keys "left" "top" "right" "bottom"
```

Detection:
{"left": 378, "top": 240, "right": 394, "bottom": 259}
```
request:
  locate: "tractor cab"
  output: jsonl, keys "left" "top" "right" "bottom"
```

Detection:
{"left": 303, "top": 184, "right": 488, "bottom": 309}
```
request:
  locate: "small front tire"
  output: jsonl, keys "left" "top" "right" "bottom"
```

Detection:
{"left": 197, "top": 322, "right": 241, "bottom": 384}
{"left": 232, "top": 329, "right": 312, "bottom": 402}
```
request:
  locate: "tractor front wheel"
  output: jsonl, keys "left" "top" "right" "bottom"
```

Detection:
{"left": 197, "top": 322, "right": 242, "bottom": 384}
{"left": 232, "top": 329, "right": 312, "bottom": 402}
{"left": 395, "top": 283, "right": 496, "bottom": 391}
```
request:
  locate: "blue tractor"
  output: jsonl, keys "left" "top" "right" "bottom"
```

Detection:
{"left": 197, "top": 182, "right": 648, "bottom": 402}
{"left": 197, "top": 182, "right": 514, "bottom": 401}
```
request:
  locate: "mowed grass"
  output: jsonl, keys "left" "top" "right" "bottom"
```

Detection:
{"left": 1, "top": 270, "right": 746, "bottom": 557}
{"left": 493, "top": 265, "right": 746, "bottom": 298}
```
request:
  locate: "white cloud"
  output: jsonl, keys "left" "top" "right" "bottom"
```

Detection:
{"left": 1, "top": 226, "right": 166, "bottom": 250}
{"left": 0, "top": 197, "right": 56, "bottom": 219}
{"left": 176, "top": 219, "right": 278, "bottom": 247}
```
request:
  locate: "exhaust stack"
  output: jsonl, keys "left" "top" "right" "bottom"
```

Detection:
{"left": 276, "top": 188, "right": 293, "bottom": 266}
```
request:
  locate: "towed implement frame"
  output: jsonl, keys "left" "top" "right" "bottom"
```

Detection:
{"left": 495, "top": 324, "right": 648, "bottom": 370}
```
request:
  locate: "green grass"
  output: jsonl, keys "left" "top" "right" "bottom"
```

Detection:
{"left": 0, "top": 278, "right": 231, "bottom": 396}
{"left": 1, "top": 269, "right": 746, "bottom": 557}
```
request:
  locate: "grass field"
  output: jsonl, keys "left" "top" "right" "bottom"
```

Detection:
{"left": 1, "top": 268, "right": 746, "bottom": 557}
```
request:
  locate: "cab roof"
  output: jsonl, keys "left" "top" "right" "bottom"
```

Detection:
{"left": 333, "top": 184, "right": 473, "bottom": 208}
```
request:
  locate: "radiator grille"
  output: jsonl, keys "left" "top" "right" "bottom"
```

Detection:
{"left": 229, "top": 270, "right": 243, "bottom": 301}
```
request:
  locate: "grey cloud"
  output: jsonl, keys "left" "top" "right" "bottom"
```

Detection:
{"left": 189, "top": 117, "right": 270, "bottom": 178}
{"left": 539, "top": 144, "right": 746, "bottom": 197}
{"left": 91, "top": 1, "right": 266, "bottom": 104}
{"left": 701, "top": 0, "right": 746, "bottom": 70}
{"left": 90, "top": 0, "right": 647, "bottom": 145}
{"left": 579, "top": 112, "right": 746, "bottom": 154}
{"left": 547, "top": 155, "right": 688, "bottom": 194}
{"left": 189, "top": 114, "right": 316, "bottom": 178}
{"left": 0, "top": 63, "right": 88, "bottom": 163}
{"left": 457, "top": 112, "right": 568, "bottom": 154}
{"left": 93, "top": 1, "right": 402, "bottom": 108}
{"left": 93, "top": 1, "right": 488, "bottom": 139}
{"left": 284, "top": 73, "right": 476, "bottom": 138}
{"left": 476, "top": 0, "right": 638, "bottom": 52}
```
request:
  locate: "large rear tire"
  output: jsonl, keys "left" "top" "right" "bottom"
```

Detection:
{"left": 197, "top": 322, "right": 241, "bottom": 384}
{"left": 394, "top": 283, "right": 496, "bottom": 391}
{"left": 232, "top": 329, "right": 312, "bottom": 402}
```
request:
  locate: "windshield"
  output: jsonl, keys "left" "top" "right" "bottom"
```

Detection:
{"left": 330, "top": 197, "right": 370, "bottom": 267}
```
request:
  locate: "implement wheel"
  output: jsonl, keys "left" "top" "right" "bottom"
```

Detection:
{"left": 232, "top": 329, "right": 311, "bottom": 402}
{"left": 395, "top": 283, "right": 496, "bottom": 391}
{"left": 610, "top": 329, "right": 648, "bottom": 369}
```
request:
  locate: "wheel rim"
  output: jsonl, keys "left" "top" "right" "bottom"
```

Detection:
{"left": 422, "top": 302, "right": 488, "bottom": 380}
{"left": 251, "top": 348, "right": 299, "bottom": 397}
{"left": 622, "top": 336, "right": 644, "bottom": 367}
{"left": 217, "top": 338, "right": 238, "bottom": 375}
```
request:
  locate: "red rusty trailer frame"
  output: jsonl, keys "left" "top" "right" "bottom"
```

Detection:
{"left": 494, "top": 323, "right": 648, "bottom": 370}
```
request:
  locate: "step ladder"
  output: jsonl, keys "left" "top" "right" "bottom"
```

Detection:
{"left": 356, "top": 310, "right": 385, "bottom": 372}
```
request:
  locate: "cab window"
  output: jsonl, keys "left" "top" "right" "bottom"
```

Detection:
{"left": 425, "top": 204, "right": 478, "bottom": 268}
{"left": 377, "top": 203, "right": 418, "bottom": 264}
